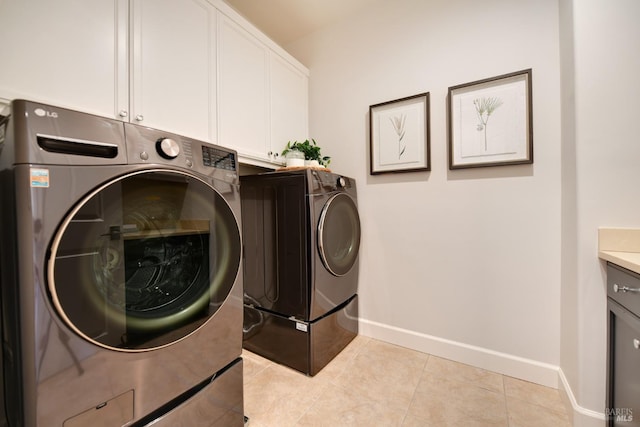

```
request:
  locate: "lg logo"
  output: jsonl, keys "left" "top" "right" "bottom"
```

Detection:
{"left": 34, "top": 108, "right": 58, "bottom": 118}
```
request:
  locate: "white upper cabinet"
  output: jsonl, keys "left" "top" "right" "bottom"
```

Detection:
{"left": 216, "top": 4, "right": 309, "bottom": 166}
{"left": 270, "top": 52, "right": 309, "bottom": 156}
{"left": 0, "top": 0, "right": 308, "bottom": 166}
{"left": 0, "top": 0, "right": 128, "bottom": 117}
{"left": 0, "top": 0, "right": 216, "bottom": 142}
{"left": 217, "top": 15, "right": 271, "bottom": 162}
{"left": 130, "top": 0, "right": 216, "bottom": 141}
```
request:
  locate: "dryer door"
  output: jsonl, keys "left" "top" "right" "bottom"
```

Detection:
{"left": 47, "top": 169, "right": 241, "bottom": 351}
{"left": 317, "top": 193, "right": 361, "bottom": 276}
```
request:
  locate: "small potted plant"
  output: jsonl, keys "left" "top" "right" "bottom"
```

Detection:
{"left": 282, "top": 139, "right": 331, "bottom": 168}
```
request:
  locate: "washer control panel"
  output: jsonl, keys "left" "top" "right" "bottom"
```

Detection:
{"left": 124, "top": 123, "right": 238, "bottom": 177}
{"left": 156, "top": 138, "right": 180, "bottom": 159}
{"left": 202, "top": 145, "right": 236, "bottom": 171}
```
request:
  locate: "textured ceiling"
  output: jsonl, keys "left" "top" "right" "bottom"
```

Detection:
{"left": 222, "top": 0, "right": 377, "bottom": 45}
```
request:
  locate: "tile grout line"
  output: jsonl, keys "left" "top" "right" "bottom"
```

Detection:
{"left": 502, "top": 374, "right": 512, "bottom": 427}
{"left": 402, "top": 353, "right": 432, "bottom": 426}
{"left": 293, "top": 336, "right": 372, "bottom": 426}
{"left": 292, "top": 381, "right": 330, "bottom": 426}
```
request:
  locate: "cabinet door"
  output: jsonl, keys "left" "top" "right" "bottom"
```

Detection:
{"left": 130, "top": 0, "right": 216, "bottom": 141}
{"left": 607, "top": 300, "right": 640, "bottom": 426}
{"left": 0, "top": 0, "right": 128, "bottom": 118}
{"left": 270, "top": 52, "right": 309, "bottom": 156}
{"left": 218, "top": 14, "right": 270, "bottom": 162}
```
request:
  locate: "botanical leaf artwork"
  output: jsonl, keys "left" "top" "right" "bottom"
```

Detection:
{"left": 473, "top": 97, "right": 503, "bottom": 150}
{"left": 371, "top": 93, "right": 429, "bottom": 172}
{"left": 389, "top": 114, "right": 407, "bottom": 159}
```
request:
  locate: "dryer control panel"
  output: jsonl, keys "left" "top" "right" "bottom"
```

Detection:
{"left": 312, "top": 170, "right": 354, "bottom": 192}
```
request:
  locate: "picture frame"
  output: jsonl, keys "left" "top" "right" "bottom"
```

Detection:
{"left": 447, "top": 69, "right": 533, "bottom": 169}
{"left": 369, "top": 92, "right": 430, "bottom": 175}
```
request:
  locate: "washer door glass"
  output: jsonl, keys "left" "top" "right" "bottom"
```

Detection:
{"left": 48, "top": 170, "right": 241, "bottom": 351}
{"left": 317, "top": 193, "right": 361, "bottom": 276}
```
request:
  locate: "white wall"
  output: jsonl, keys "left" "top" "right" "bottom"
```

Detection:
{"left": 288, "top": 0, "right": 562, "bottom": 385}
{"left": 560, "top": 0, "right": 640, "bottom": 424}
{"left": 287, "top": 0, "right": 640, "bottom": 423}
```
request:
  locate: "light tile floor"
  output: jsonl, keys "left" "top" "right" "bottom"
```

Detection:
{"left": 243, "top": 336, "right": 571, "bottom": 427}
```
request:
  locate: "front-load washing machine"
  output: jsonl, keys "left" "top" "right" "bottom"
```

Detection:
{"left": 241, "top": 169, "right": 360, "bottom": 375}
{"left": 0, "top": 100, "right": 244, "bottom": 426}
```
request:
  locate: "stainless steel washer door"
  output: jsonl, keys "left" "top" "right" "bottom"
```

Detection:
{"left": 317, "top": 193, "right": 361, "bottom": 276}
{"left": 47, "top": 169, "right": 241, "bottom": 351}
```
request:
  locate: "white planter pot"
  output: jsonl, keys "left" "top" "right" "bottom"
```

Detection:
{"left": 304, "top": 160, "right": 320, "bottom": 167}
{"left": 286, "top": 158, "right": 305, "bottom": 167}
{"left": 285, "top": 149, "right": 305, "bottom": 167}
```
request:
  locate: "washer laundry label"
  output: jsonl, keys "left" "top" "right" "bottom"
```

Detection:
{"left": 295, "top": 322, "right": 308, "bottom": 333}
{"left": 30, "top": 168, "right": 50, "bottom": 188}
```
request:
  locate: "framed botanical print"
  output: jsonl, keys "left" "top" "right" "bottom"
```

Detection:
{"left": 369, "top": 92, "right": 430, "bottom": 175}
{"left": 448, "top": 69, "right": 533, "bottom": 169}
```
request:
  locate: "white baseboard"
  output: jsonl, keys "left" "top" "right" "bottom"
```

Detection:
{"left": 359, "top": 318, "right": 606, "bottom": 426}
{"left": 359, "top": 317, "right": 560, "bottom": 387}
{"left": 558, "top": 369, "right": 606, "bottom": 427}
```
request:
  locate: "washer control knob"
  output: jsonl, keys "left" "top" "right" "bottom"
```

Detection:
{"left": 337, "top": 177, "right": 346, "bottom": 188}
{"left": 156, "top": 138, "right": 180, "bottom": 159}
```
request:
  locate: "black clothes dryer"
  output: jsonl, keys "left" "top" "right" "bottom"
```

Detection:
{"left": 241, "top": 169, "right": 360, "bottom": 375}
{"left": 0, "top": 100, "right": 245, "bottom": 426}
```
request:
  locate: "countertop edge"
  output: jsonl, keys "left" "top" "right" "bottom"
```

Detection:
{"left": 598, "top": 228, "right": 640, "bottom": 274}
{"left": 599, "top": 250, "right": 640, "bottom": 275}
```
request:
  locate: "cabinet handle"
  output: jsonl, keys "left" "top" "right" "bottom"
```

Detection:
{"left": 274, "top": 153, "right": 279, "bottom": 158}
{"left": 613, "top": 283, "right": 640, "bottom": 293}
{"left": 118, "top": 110, "right": 128, "bottom": 118}
{"left": 634, "top": 339, "right": 640, "bottom": 350}
{"left": 268, "top": 151, "right": 273, "bottom": 156}
{"left": 135, "top": 114, "right": 144, "bottom": 122}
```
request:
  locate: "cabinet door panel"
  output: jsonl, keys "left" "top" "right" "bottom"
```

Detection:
{"left": 270, "top": 53, "right": 309, "bottom": 153}
{"left": 131, "top": 0, "right": 215, "bottom": 141}
{"left": 218, "top": 15, "right": 269, "bottom": 160}
{"left": 0, "top": 0, "right": 127, "bottom": 117}
{"left": 608, "top": 300, "right": 640, "bottom": 426}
